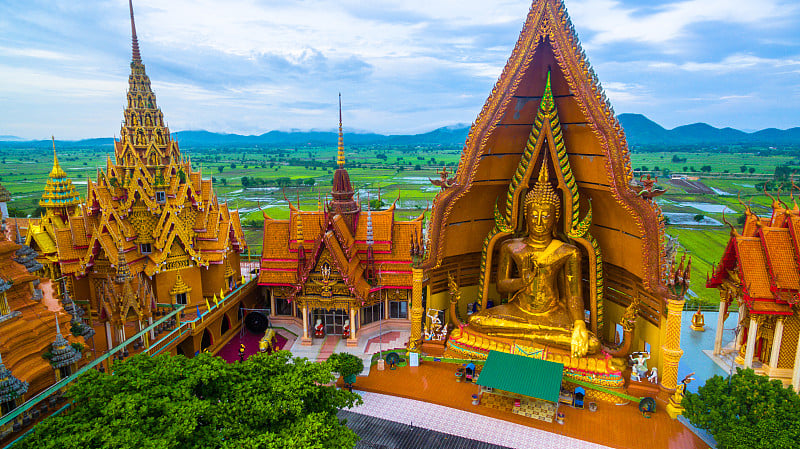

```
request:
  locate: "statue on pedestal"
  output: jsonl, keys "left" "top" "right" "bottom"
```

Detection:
{"left": 466, "top": 164, "right": 601, "bottom": 358}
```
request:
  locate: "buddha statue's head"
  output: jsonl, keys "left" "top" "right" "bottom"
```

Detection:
{"left": 524, "top": 162, "right": 559, "bottom": 239}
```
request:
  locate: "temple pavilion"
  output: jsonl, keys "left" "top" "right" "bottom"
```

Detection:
{"left": 408, "top": 0, "right": 687, "bottom": 402}
{"left": 258, "top": 98, "right": 424, "bottom": 345}
{"left": 707, "top": 191, "right": 800, "bottom": 391}
{"left": 24, "top": 0, "right": 247, "bottom": 354}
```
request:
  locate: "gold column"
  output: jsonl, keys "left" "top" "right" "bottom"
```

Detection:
{"left": 660, "top": 297, "right": 685, "bottom": 392}
{"left": 347, "top": 307, "right": 357, "bottom": 347}
{"left": 408, "top": 267, "right": 424, "bottom": 352}
{"left": 301, "top": 303, "right": 311, "bottom": 346}
{"left": 768, "top": 318, "right": 784, "bottom": 374}
{"left": 713, "top": 292, "right": 726, "bottom": 355}
{"left": 744, "top": 317, "right": 758, "bottom": 368}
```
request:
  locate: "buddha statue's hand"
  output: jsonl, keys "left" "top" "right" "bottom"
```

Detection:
{"left": 571, "top": 320, "right": 590, "bottom": 358}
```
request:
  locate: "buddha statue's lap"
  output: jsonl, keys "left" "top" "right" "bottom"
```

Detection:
{"left": 465, "top": 163, "right": 601, "bottom": 358}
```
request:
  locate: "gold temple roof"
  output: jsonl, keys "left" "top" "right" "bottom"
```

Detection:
{"left": 30, "top": 0, "right": 246, "bottom": 285}
{"left": 39, "top": 140, "right": 81, "bottom": 210}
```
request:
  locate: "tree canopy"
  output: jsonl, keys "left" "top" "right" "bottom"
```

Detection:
{"left": 683, "top": 368, "right": 800, "bottom": 449}
{"left": 18, "top": 351, "right": 362, "bottom": 449}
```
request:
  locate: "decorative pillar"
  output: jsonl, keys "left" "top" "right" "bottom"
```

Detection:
{"left": 768, "top": 318, "right": 784, "bottom": 372}
{"left": 301, "top": 304, "right": 311, "bottom": 346}
{"left": 660, "top": 296, "right": 685, "bottom": 392}
{"left": 148, "top": 316, "right": 155, "bottom": 341}
{"left": 408, "top": 267, "right": 424, "bottom": 352}
{"left": 269, "top": 289, "right": 276, "bottom": 317}
{"left": 744, "top": 317, "right": 758, "bottom": 369}
{"left": 713, "top": 297, "right": 726, "bottom": 355}
{"left": 661, "top": 255, "right": 691, "bottom": 394}
{"left": 792, "top": 329, "right": 800, "bottom": 393}
{"left": 347, "top": 307, "right": 357, "bottom": 347}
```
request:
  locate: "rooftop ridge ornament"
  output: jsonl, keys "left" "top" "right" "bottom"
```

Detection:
{"left": 129, "top": 0, "right": 141, "bottom": 63}
{"left": 337, "top": 93, "right": 345, "bottom": 168}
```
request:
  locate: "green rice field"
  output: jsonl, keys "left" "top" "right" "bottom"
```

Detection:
{"left": 1, "top": 143, "right": 793, "bottom": 306}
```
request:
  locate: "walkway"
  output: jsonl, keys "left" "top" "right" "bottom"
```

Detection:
{"left": 347, "top": 390, "right": 611, "bottom": 449}
{"left": 339, "top": 409, "right": 513, "bottom": 449}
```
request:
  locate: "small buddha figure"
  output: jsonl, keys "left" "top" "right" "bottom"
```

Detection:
{"left": 690, "top": 305, "right": 705, "bottom": 331}
{"left": 468, "top": 163, "right": 601, "bottom": 358}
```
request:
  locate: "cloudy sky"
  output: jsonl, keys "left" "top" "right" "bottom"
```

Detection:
{"left": 1, "top": 0, "right": 799, "bottom": 139}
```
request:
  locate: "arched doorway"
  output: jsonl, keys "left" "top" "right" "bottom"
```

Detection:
{"left": 221, "top": 314, "right": 231, "bottom": 335}
{"left": 201, "top": 329, "right": 213, "bottom": 351}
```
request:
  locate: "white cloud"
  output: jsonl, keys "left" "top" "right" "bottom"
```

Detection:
{"left": 568, "top": 0, "right": 793, "bottom": 47}
{"left": 648, "top": 53, "right": 800, "bottom": 73}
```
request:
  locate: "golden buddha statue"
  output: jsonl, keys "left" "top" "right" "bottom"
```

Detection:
{"left": 690, "top": 305, "right": 705, "bottom": 331}
{"left": 467, "top": 163, "right": 600, "bottom": 358}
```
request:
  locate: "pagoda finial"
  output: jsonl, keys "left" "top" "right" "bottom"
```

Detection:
{"left": 129, "top": 0, "right": 142, "bottom": 63}
{"left": 337, "top": 93, "right": 345, "bottom": 168}
{"left": 49, "top": 136, "right": 65, "bottom": 179}
{"left": 54, "top": 312, "right": 61, "bottom": 336}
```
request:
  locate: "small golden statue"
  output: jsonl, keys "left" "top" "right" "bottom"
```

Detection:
{"left": 690, "top": 305, "right": 705, "bottom": 331}
{"left": 467, "top": 163, "right": 601, "bottom": 358}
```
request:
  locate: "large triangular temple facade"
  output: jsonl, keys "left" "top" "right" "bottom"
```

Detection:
{"left": 414, "top": 0, "right": 685, "bottom": 395}
{"left": 25, "top": 0, "right": 247, "bottom": 352}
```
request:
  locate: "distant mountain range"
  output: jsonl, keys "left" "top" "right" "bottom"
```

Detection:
{"left": 2, "top": 114, "right": 800, "bottom": 148}
{"left": 617, "top": 114, "right": 800, "bottom": 146}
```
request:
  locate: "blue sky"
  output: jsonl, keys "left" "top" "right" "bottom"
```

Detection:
{"left": 0, "top": 0, "right": 799, "bottom": 139}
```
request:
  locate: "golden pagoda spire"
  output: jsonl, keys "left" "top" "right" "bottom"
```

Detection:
{"left": 337, "top": 93, "right": 345, "bottom": 168}
{"left": 129, "top": 0, "right": 141, "bottom": 64}
{"left": 40, "top": 137, "right": 81, "bottom": 211}
{"left": 49, "top": 136, "right": 66, "bottom": 179}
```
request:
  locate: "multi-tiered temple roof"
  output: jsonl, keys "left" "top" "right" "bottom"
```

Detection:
{"left": 25, "top": 0, "right": 246, "bottom": 327}
{"left": 708, "top": 192, "right": 800, "bottom": 315}
{"left": 259, "top": 100, "right": 423, "bottom": 305}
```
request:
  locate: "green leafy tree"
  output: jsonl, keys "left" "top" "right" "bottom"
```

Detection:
{"left": 693, "top": 214, "right": 705, "bottom": 223}
{"left": 748, "top": 167, "right": 756, "bottom": 174}
{"left": 327, "top": 353, "right": 364, "bottom": 380}
{"left": 683, "top": 368, "right": 800, "bottom": 449}
{"left": 18, "top": 352, "right": 361, "bottom": 449}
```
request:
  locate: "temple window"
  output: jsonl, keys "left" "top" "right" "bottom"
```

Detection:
{"left": 140, "top": 243, "right": 152, "bottom": 254}
{"left": 175, "top": 292, "right": 187, "bottom": 305}
{"left": 59, "top": 365, "right": 72, "bottom": 380}
{"left": 0, "top": 399, "right": 15, "bottom": 416}
{"left": 155, "top": 191, "right": 166, "bottom": 203}
{"left": 389, "top": 300, "right": 408, "bottom": 319}
{"left": 361, "top": 303, "right": 383, "bottom": 326}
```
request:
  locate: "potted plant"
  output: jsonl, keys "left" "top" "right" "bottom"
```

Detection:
{"left": 328, "top": 353, "right": 364, "bottom": 388}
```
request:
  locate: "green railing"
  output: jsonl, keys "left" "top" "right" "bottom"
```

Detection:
{"left": 0, "top": 304, "right": 186, "bottom": 429}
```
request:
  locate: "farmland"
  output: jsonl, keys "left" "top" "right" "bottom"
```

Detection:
{"left": 1, "top": 143, "right": 796, "bottom": 306}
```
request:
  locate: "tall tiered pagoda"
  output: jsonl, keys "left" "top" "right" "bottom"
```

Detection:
{"left": 25, "top": 0, "right": 247, "bottom": 353}
{"left": 410, "top": 0, "right": 687, "bottom": 400}
{"left": 707, "top": 191, "right": 800, "bottom": 391}
{"left": 259, "top": 97, "right": 424, "bottom": 345}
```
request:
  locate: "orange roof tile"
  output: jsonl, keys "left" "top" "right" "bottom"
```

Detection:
{"left": 735, "top": 237, "right": 773, "bottom": 299}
